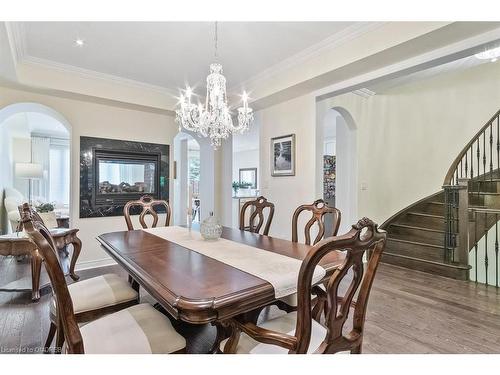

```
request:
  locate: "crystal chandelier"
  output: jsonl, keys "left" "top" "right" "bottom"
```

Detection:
{"left": 175, "top": 22, "right": 253, "bottom": 149}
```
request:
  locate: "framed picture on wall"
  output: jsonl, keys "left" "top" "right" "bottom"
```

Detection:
{"left": 239, "top": 168, "right": 257, "bottom": 188}
{"left": 271, "top": 134, "right": 296, "bottom": 176}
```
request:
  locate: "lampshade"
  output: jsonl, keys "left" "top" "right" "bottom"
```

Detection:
{"left": 15, "top": 163, "right": 43, "bottom": 179}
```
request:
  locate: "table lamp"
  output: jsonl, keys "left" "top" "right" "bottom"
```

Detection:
{"left": 15, "top": 162, "right": 43, "bottom": 204}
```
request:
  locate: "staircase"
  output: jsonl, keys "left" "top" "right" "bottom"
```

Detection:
{"left": 381, "top": 109, "right": 500, "bottom": 282}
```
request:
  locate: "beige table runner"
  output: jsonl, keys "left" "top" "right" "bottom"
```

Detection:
{"left": 143, "top": 226, "right": 325, "bottom": 299}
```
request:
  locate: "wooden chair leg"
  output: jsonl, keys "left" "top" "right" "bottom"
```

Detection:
{"left": 350, "top": 343, "right": 362, "bottom": 354}
{"left": 44, "top": 322, "right": 57, "bottom": 353}
{"left": 31, "top": 250, "right": 43, "bottom": 302}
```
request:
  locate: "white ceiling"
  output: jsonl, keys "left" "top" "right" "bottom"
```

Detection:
{"left": 366, "top": 54, "right": 492, "bottom": 94}
{"left": 18, "top": 21, "right": 355, "bottom": 94}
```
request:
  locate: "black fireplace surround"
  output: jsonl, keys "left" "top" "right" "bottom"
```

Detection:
{"left": 80, "top": 136, "right": 169, "bottom": 218}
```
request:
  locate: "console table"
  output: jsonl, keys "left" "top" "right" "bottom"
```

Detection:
{"left": 0, "top": 228, "right": 82, "bottom": 301}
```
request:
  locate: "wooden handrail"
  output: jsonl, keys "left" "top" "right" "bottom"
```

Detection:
{"left": 443, "top": 108, "right": 500, "bottom": 185}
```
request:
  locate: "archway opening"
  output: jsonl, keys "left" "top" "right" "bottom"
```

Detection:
{"left": 320, "top": 106, "right": 357, "bottom": 234}
{"left": 173, "top": 132, "right": 201, "bottom": 225}
{"left": 0, "top": 103, "right": 72, "bottom": 235}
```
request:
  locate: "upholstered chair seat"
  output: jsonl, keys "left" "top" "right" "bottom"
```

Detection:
{"left": 64, "top": 303, "right": 186, "bottom": 354}
{"left": 50, "top": 274, "right": 138, "bottom": 317}
{"left": 220, "top": 311, "right": 327, "bottom": 354}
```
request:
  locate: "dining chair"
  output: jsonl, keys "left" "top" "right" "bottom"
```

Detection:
{"left": 292, "top": 199, "right": 341, "bottom": 245}
{"left": 21, "top": 204, "right": 186, "bottom": 354}
{"left": 220, "top": 217, "right": 387, "bottom": 354}
{"left": 277, "top": 199, "right": 341, "bottom": 310}
{"left": 239, "top": 196, "right": 275, "bottom": 235}
{"left": 123, "top": 195, "right": 171, "bottom": 231}
{"left": 19, "top": 203, "right": 140, "bottom": 353}
{"left": 17, "top": 204, "right": 82, "bottom": 281}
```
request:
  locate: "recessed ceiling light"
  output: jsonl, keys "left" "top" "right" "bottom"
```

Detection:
{"left": 74, "top": 38, "right": 85, "bottom": 47}
{"left": 475, "top": 46, "right": 500, "bottom": 62}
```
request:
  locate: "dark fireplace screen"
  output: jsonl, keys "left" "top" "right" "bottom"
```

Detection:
{"left": 93, "top": 149, "right": 161, "bottom": 207}
{"left": 80, "top": 136, "right": 169, "bottom": 218}
{"left": 98, "top": 159, "right": 156, "bottom": 195}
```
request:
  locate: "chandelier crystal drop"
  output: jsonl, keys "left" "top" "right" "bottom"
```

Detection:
{"left": 175, "top": 22, "right": 253, "bottom": 149}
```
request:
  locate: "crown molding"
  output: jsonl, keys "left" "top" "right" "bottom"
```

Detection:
{"left": 313, "top": 25, "right": 500, "bottom": 102}
{"left": 4, "top": 22, "right": 27, "bottom": 66}
{"left": 228, "top": 22, "right": 386, "bottom": 94}
{"left": 7, "top": 21, "right": 385, "bottom": 102}
{"left": 0, "top": 77, "right": 176, "bottom": 116}
{"left": 20, "top": 55, "right": 179, "bottom": 97}
{"left": 6, "top": 21, "right": 179, "bottom": 98}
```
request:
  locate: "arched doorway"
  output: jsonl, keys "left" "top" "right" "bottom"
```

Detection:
{"left": 317, "top": 105, "right": 357, "bottom": 235}
{"left": 0, "top": 103, "right": 72, "bottom": 234}
{"left": 173, "top": 132, "right": 201, "bottom": 225}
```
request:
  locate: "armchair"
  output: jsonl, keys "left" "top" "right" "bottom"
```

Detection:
{"left": 221, "top": 218, "right": 387, "bottom": 354}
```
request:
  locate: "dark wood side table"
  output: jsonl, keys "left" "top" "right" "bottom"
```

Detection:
{"left": 0, "top": 228, "right": 82, "bottom": 301}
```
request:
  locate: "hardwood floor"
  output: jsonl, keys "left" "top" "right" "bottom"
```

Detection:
{"left": 1, "top": 255, "right": 500, "bottom": 354}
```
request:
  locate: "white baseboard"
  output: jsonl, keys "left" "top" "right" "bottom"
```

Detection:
{"left": 75, "top": 258, "right": 117, "bottom": 271}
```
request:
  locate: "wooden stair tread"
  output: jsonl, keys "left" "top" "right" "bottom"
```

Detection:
{"left": 468, "top": 191, "right": 500, "bottom": 195}
{"left": 407, "top": 212, "right": 444, "bottom": 219}
{"left": 389, "top": 223, "right": 445, "bottom": 233}
{"left": 471, "top": 178, "right": 500, "bottom": 182}
{"left": 387, "top": 237, "right": 442, "bottom": 249}
{"left": 428, "top": 201, "right": 445, "bottom": 205}
{"left": 382, "top": 251, "right": 470, "bottom": 270}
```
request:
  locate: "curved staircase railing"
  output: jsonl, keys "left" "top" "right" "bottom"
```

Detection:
{"left": 442, "top": 108, "right": 500, "bottom": 287}
{"left": 444, "top": 109, "right": 500, "bottom": 186}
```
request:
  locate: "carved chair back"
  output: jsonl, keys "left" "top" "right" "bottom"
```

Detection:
{"left": 293, "top": 218, "right": 386, "bottom": 353}
{"left": 20, "top": 203, "right": 84, "bottom": 353}
{"left": 239, "top": 196, "right": 275, "bottom": 236}
{"left": 16, "top": 204, "right": 44, "bottom": 231}
{"left": 123, "top": 195, "right": 171, "bottom": 231}
{"left": 291, "top": 199, "right": 341, "bottom": 245}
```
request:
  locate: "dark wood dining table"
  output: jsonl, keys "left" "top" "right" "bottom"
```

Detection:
{"left": 96, "top": 226, "right": 345, "bottom": 325}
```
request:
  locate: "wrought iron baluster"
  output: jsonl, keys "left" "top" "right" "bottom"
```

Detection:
{"left": 490, "top": 123, "right": 493, "bottom": 181}
{"left": 474, "top": 210, "right": 478, "bottom": 283}
{"left": 465, "top": 151, "right": 468, "bottom": 179}
{"left": 497, "top": 116, "right": 500, "bottom": 175}
{"left": 484, "top": 212, "right": 489, "bottom": 286}
{"left": 477, "top": 138, "right": 481, "bottom": 197}
{"left": 495, "top": 214, "right": 498, "bottom": 288}
{"left": 483, "top": 131, "right": 487, "bottom": 182}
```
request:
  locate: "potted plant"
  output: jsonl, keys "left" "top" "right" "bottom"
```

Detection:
{"left": 35, "top": 202, "right": 58, "bottom": 229}
{"left": 232, "top": 181, "right": 240, "bottom": 196}
{"left": 239, "top": 182, "right": 253, "bottom": 196}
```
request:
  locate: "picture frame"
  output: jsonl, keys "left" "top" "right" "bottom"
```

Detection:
{"left": 271, "top": 134, "right": 296, "bottom": 177}
{"left": 239, "top": 168, "right": 257, "bottom": 188}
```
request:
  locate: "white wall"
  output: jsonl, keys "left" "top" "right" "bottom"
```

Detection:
{"left": 232, "top": 149, "right": 259, "bottom": 183}
{"left": 0, "top": 85, "right": 178, "bottom": 268}
{"left": 258, "top": 94, "right": 317, "bottom": 240}
{"left": 320, "top": 60, "right": 500, "bottom": 225}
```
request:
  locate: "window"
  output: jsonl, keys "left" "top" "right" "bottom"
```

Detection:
{"left": 49, "top": 139, "right": 70, "bottom": 207}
